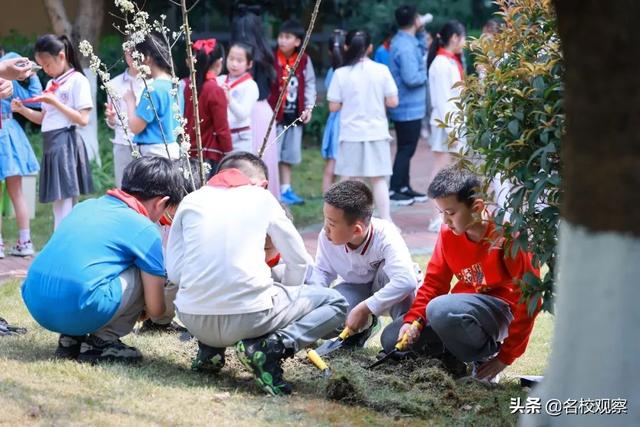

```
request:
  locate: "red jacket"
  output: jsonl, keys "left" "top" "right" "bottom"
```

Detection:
{"left": 184, "top": 77, "right": 232, "bottom": 162}
{"left": 404, "top": 222, "right": 540, "bottom": 365}
{"left": 268, "top": 49, "right": 308, "bottom": 123}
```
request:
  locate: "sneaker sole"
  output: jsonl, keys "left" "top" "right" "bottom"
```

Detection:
{"left": 411, "top": 196, "right": 429, "bottom": 203}
{"left": 234, "top": 341, "right": 284, "bottom": 396}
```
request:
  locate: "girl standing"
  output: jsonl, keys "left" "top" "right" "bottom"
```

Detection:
{"left": 230, "top": 5, "right": 280, "bottom": 199}
{"left": 217, "top": 42, "right": 259, "bottom": 154}
{"left": 123, "top": 32, "right": 181, "bottom": 159}
{"left": 184, "top": 38, "right": 232, "bottom": 177}
{"left": 327, "top": 30, "right": 399, "bottom": 223}
{"left": 426, "top": 21, "right": 466, "bottom": 232}
{"left": 0, "top": 49, "right": 41, "bottom": 256}
{"left": 321, "top": 29, "right": 345, "bottom": 194}
{"left": 11, "top": 34, "right": 94, "bottom": 229}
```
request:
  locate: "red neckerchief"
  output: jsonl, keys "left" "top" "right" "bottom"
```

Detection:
{"left": 225, "top": 72, "right": 252, "bottom": 90}
{"left": 276, "top": 49, "right": 298, "bottom": 89}
{"left": 382, "top": 40, "right": 390, "bottom": 50}
{"left": 436, "top": 48, "right": 464, "bottom": 80}
{"left": 106, "top": 188, "right": 150, "bottom": 218}
{"left": 266, "top": 253, "right": 281, "bottom": 268}
{"left": 21, "top": 68, "right": 76, "bottom": 104}
{"left": 207, "top": 168, "right": 252, "bottom": 188}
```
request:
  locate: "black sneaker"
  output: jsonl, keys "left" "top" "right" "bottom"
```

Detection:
{"left": 191, "top": 341, "right": 225, "bottom": 374}
{"left": 54, "top": 334, "right": 85, "bottom": 359}
{"left": 0, "top": 317, "right": 27, "bottom": 336}
{"left": 440, "top": 350, "right": 468, "bottom": 378}
{"left": 137, "top": 319, "right": 189, "bottom": 334}
{"left": 235, "top": 335, "right": 294, "bottom": 396}
{"left": 399, "top": 186, "right": 428, "bottom": 203}
{"left": 342, "top": 315, "right": 380, "bottom": 349}
{"left": 389, "top": 190, "right": 415, "bottom": 206}
{"left": 78, "top": 335, "right": 143, "bottom": 364}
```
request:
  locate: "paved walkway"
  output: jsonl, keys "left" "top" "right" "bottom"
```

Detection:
{"left": 0, "top": 138, "right": 440, "bottom": 282}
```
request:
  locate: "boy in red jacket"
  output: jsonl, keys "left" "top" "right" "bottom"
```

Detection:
{"left": 381, "top": 166, "right": 540, "bottom": 381}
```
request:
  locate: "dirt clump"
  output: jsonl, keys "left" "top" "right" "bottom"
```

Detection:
{"left": 325, "top": 375, "right": 363, "bottom": 404}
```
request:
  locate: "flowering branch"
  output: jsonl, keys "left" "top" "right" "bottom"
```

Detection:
{"left": 259, "top": 0, "right": 323, "bottom": 157}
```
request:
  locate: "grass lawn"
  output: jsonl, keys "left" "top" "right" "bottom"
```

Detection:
{"left": 0, "top": 277, "right": 553, "bottom": 426}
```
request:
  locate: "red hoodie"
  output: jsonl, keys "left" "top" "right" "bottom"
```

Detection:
{"left": 404, "top": 222, "right": 540, "bottom": 365}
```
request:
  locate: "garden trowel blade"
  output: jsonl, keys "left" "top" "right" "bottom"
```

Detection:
{"left": 314, "top": 337, "right": 345, "bottom": 356}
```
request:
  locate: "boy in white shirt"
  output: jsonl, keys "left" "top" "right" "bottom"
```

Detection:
{"left": 166, "top": 152, "right": 347, "bottom": 396}
{"left": 309, "top": 180, "right": 419, "bottom": 348}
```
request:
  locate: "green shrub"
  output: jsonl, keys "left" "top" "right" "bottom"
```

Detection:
{"left": 452, "top": 0, "right": 563, "bottom": 312}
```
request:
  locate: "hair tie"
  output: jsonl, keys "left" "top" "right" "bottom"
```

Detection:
{"left": 193, "top": 38, "right": 217, "bottom": 55}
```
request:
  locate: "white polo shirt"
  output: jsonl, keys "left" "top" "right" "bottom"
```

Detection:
{"left": 41, "top": 69, "right": 93, "bottom": 132}
{"left": 309, "top": 217, "right": 417, "bottom": 315}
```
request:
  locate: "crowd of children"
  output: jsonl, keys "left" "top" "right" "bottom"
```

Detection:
{"left": 0, "top": 3, "right": 543, "bottom": 399}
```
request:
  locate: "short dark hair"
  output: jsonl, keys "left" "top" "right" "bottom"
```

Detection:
{"left": 122, "top": 156, "right": 186, "bottom": 206}
{"left": 427, "top": 166, "right": 481, "bottom": 207}
{"left": 324, "top": 180, "right": 373, "bottom": 225}
{"left": 135, "top": 31, "right": 172, "bottom": 73}
{"left": 395, "top": 5, "right": 418, "bottom": 28}
{"left": 279, "top": 19, "right": 305, "bottom": 41}
{"left": 217, "top": 151, "right": 268, "bottom": 181}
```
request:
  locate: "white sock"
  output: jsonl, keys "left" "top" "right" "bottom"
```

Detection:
{"left": 19, "top": 229, "right": 31, "bottom": 243}
{"left": 280, "top": 184, "right": 291, "bottom": 193}
{"left": 52, "top": 198, "right": 73, "bottom": 229}
{"left": 370, "top": 177, "right": 392, "bottom": 222}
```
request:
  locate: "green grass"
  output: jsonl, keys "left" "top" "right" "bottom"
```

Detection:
{"left": 0, "top": 279, "right": 553, "bottom": 426}
{"left": 289, "top": 141, "right": 326, "bottom": 228}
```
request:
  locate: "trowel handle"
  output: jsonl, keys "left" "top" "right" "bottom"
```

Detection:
{"left": 338, "top": 327, "right": 351, "bottom": 341}
{"left": 307, "top": 349, "right": 329, "bottom": 371}
{"left": 395, "top": 319, "right": 423, "bottom": 351}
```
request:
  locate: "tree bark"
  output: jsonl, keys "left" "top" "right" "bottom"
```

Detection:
{"left": 521, "top": 1, "right": 640, "bottom": 425}
{"left": 74, "top": 0, "right": 105, "bottom": 57}
{"left": 42, "top": 0, "right": 72, "bottom": 36}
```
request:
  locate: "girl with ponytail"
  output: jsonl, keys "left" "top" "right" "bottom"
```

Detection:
{"left": 426, "top": 20, "right": 466, "bottom": 232}
{"left": 11, "top": 34, "right": 94, "bottom": 229}
{"left": 326, "top": 30, "right": 400, "bottom": 224}
{"left": 184, "top": 39, "right": 232, "bottom": 176}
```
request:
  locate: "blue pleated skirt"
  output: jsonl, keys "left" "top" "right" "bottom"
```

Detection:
{"left": 0, "top": 118, "right": 40, "bottom": 180}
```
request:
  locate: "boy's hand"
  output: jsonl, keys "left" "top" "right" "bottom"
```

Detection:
{"left": 0, "top": 78, "right": 13, "bottom": 99}
{"left": 475, "top": 357, "right": 507, "bottom": 381}
{"left": 345, "top": 302, "right": 371, "bottom": 333}
{"left": 10, "top": 98, "right": 25, "bottom": 113}
{"left": 301, "top": 107, "right": 313, "bottom": 124}
{"left": 397, "top": 321, "right": 421, "bottom": 345}
{"left": 104, "top": 102, "right": 117, "bottom": 126}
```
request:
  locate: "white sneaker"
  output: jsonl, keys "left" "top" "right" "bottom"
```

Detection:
{"left": 8, "top": 240, "right": 34, "bottom": 257}
{"left": 0, "top": 243, "right": 4, "bottom": 259}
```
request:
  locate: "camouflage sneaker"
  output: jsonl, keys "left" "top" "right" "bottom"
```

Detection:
{"left": 54, "top": 334, "right": 85, "bottom": 359}
{"left": 235, "top": 335, "right": 293, "bottom": 396}
{"left": 191, "top": 341, "right": 225, "bottom": 374}
{"left": 137, "top": 319, "right": 188, "bottom": 334}
{"left": 78, "top": 335, "right": 142, "bottom": 364}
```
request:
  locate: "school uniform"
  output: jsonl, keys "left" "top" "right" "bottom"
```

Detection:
{"left": 429, "top": 50, "right": 465, "bottom": 153}
{"left": 133, "top": 78, "right": 181, "bottom": 159}
{"left": 106, "top": 69, "right": 148, "bottom": 187}
{"left": 39, "top": 68, "right": 94, "bottom": 203}
{"left": 309, "top": 217, "right": 419, "bottom": 332}
{"left": 166, "top": 169, "right": 347, "bottom": 350}
{"left": 268, "top": 50, "right": 316, "bottom": 165}
{"left": 217, "top": 73, "right": 258, "bottom": 153}
{"left": 320, "top": 68, "right": 340, "bottom": 160}
{"left": 0, "top": 52, "right": 40, "bottom": 181}
{"left": 22, "top": 191, "right": 165, "bottom": 339}
{"left": 326, "top": 58, "right": 398, "bottom": 177}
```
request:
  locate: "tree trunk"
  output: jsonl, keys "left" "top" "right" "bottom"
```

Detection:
{"left": 42, "top": 0, "right": 72, "bottom": 36}
{"left": 74, "top": 0, "right": 104, "bottom": 64}
{"left": 521, "top": 1, "right": 640, "bottom": 425}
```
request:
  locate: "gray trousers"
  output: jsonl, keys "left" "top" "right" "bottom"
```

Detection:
{"left": 381, "top": 293, "right": 513, "bottom": 362}
{"left": 150, "top": 281, "right": 178, "bottom": 325}
{"left": 333, "top": 267, "right": 415, "bottom": 336}
{"left": 94, "top": 267, "right": 145, "bottom": 341}
{"left": 178, "top": 283, "right": 348, "bottom": 351}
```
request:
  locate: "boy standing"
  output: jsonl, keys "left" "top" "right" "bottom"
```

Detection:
{"left": 268, "top": 19, "right": 316, "bottom": 205}
{"left": 309, "top": 180, "right": 418, "bottom": 347}
{"left": 21, "top": 157, "right": 186, "bottom": 363}
{"left": 166, "top": 152, "right": 346, "bottom": 396}
{"left": 381, "top": 166, "right": 540, "bottom": 381}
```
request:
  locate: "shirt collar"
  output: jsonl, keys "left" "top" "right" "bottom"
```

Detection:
{"left": 344, "top": 224, "right": 375, "bottom": 256}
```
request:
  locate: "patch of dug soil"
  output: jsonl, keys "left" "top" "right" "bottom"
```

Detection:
{"left": 325, "top": 375, "right": 364, "bottom": 404}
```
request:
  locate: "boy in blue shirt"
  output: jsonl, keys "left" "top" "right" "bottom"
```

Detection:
{"left": 22, "top": 156, "right": 186, "bottom": 363}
